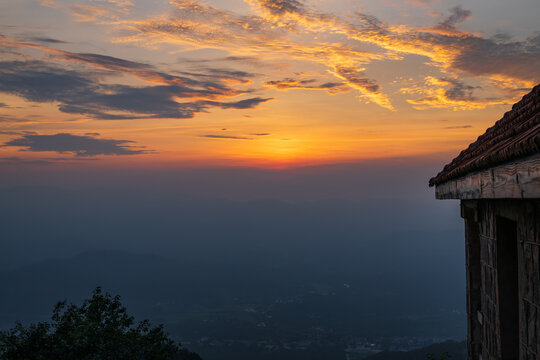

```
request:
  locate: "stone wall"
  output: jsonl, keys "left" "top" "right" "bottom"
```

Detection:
{"left": 462, "top": 199, "right": 540, "bottom": 360}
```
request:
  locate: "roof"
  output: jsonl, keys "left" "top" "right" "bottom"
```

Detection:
{"left": 429, "top": 84, "right": 540, "bottom": 187}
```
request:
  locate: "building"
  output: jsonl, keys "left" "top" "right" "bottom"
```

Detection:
{"left": 429, "top": 85, "right": 540, "bottom": 360}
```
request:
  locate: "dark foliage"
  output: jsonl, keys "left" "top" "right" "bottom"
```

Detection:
{"left": 0, "top": 287, "right": 201, "bottom": 360}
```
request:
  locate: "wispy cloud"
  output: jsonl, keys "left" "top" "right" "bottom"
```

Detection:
{"left": 6, "top": 1, "right": 540, "bottom": 113}
{"left": 112, "top": 0, "right": 539, "bottom": 110}
{"left": 69, "top": 0, "right": 133, "bottom": 22}
{"left": 114, "top": 0, "right": 393, "bottom": 109}
{"left": 39, "top": 0, "right": 60, "bottom": 8}
{"left": 408, "top": 0, "right": 433, "bottom": 7}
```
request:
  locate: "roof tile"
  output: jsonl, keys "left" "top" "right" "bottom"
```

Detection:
{"left": 429, "top": 84, "right": 540, "bottom": 186}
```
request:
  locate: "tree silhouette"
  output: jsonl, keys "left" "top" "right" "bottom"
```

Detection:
{"left": 0, "top": 287, "right": 201, "bottom": 360}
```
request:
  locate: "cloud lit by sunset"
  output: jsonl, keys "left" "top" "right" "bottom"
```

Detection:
{"left": 1, "top": 0, "right": 539, "bottom": 168}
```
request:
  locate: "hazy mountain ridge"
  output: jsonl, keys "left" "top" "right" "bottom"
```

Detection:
{"left": 0, "top": 250, "right": 465, "bottom": 338}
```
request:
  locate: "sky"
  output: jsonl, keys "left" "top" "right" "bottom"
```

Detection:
{"left": 0, "top": 0, "right": 539, "bottom": 170}
{"left": 5, "top": 0, "right": 534, "bottom": 340}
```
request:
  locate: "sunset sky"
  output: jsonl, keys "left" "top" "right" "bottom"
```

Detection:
{"left": 1, "top": 0, "right": 539, "bottom": 169}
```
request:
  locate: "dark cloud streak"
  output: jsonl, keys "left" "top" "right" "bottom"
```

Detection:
{"left": 442, "top": 125, "right": 472, "bottom": 130}
{"left": 26, "top": 36, "right": 70, "bottom": 44}
{"left": 266, "top": 78, "right": 347, "bottom": 93}
{"left": 2, "top": 133, "right": 147, "bottom": 156}
{"left": 437, "top": 6, "right": 471, "bottom": 31}
{"left": 201, "top": 134, "right": 253, "bottom": 140}
{"left": 212, "top": 97, "right": 272, "bottom": 109}
{"left": 61, "top": 52, "right": 151, "bottom": 71}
